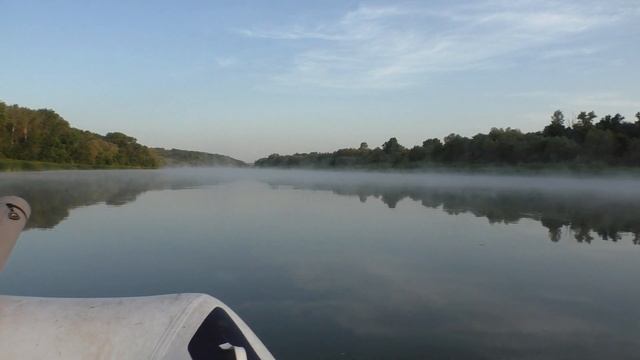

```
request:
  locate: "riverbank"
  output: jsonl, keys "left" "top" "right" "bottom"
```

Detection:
{"left": 0, "top": 159, "right": 155, "bottom": 172}
{"left": 5, "top": 160, "right": 640, "bottom": 179}
{"left": 253, "top": 162, "right": 640, "bottom": 177}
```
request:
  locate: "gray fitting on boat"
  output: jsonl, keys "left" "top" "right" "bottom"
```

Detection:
{"left": 0, "top": 196, "right": 31, "bottom": 271}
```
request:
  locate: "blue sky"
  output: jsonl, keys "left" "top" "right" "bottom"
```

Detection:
{"left": 1, "top": 0, "right": 639, "bottom": 161}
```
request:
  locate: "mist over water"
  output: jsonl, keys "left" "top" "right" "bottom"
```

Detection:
{"left": 1, "top": 168, "right": 639, "bottom": 359}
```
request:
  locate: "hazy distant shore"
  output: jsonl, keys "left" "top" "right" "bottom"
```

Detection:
{"left": 4, "top": 159, "right": 640, "bottom": 178}
{"left": 251, "top": 163, "right": 640, "bottom": 177}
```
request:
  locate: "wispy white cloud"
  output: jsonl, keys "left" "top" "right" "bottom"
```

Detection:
{"left": 239, "top": 1, "right": 636, "bottom": 89}
{"left": 539, "top": 47, "right": 602, "bottom": 60}
{"left": 214, "top": 56, "right": 237, "bottom": 68}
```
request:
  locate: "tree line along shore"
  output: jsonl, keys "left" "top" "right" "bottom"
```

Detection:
{"left": 0, "top": 101, "right": 245, "bottom": 170}
{"left": 255, "top": 110, "right": 640, "bottom": 170}
{"left": 3, "top": 100, "right": 640, "bottom": 171}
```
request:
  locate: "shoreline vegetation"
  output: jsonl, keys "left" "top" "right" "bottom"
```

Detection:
{"left": 3, "top": 100, "right": 640, "bottom": 174}
{"left": 0, "top": 101, "right": 246, "bottom": 171}
{"left": 256, "top": 110, "right": 640, "bottom": 172}
{"left": 0, "top": 158, "right": 150, "bottom": 171}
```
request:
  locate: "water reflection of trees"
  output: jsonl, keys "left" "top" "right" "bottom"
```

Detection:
{"left": 268, "top": 181, "right": 640, "bottom": 245}
{"left": 0, "top": 170, "right": 220, "bottom": 229}
{"left": 2, "top": 170, "right": 639, "bottom": 245}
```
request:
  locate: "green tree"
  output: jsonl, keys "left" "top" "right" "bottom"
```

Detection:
{"left": 543, "top": 110, "right": 567, "bottom": 137}
{"left": 382, "top": 137, "right": 403, "bottom": 154}
{"left": 572, "top": 111, "right": 597, "bottom": 143}
{"left": 596, "top": 114, "right": 625, "bottom": 132}
{"left": 0, "top": 101, "right": 161, "bottom": 168}
{"left": 542, "top": 137, "right": 579, "bottom": 162}
{"left": 422, "top": 138, "right": 443, "bottom": 161}
{"left": 626, "top": 138, "right": 640, "bottom": 165}
{"left": 583, "top": 129, "right": 616, "bottom": 160}
{"left": 441, "top": 134, "right": 469, "bottom": 162}
{"left": 408, "top": 146, "right": 426, "bottom": 162}
{"left": 576, "top": 111, "right": 597, "bottom": 127}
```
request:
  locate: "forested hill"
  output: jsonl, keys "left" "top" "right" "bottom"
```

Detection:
{"left": 0, "top": 101, "right": 243, "bottom": 170}
{"left": 256, "top": 110, "right": 640, "bottom": 169}
{"left": 0, "top": 101, "right": 162, "bottom": 168}
{"left": 153, "top": 148, "right": 246, "bottom": 167}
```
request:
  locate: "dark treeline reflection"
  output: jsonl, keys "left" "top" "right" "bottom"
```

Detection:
{"left": 2, "top": 169, "right": 640, "bottom": 245}
{"left": 264, "top": 178, "right": 640, "bottom": 245}
{"left": 0, "top": 170, "right": 228, "bottom": 229}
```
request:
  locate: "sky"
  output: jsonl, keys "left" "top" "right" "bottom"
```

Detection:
{"left": 1, "top": 0, "right": 639, "bottom": 162}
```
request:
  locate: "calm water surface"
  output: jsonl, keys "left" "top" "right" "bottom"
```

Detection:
{"left": 1, "top": 168, "right": 639, "bottom": 359}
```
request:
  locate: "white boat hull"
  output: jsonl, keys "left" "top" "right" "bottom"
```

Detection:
{"left": 0, "top": 293, "right": 275, "bottom": 360}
